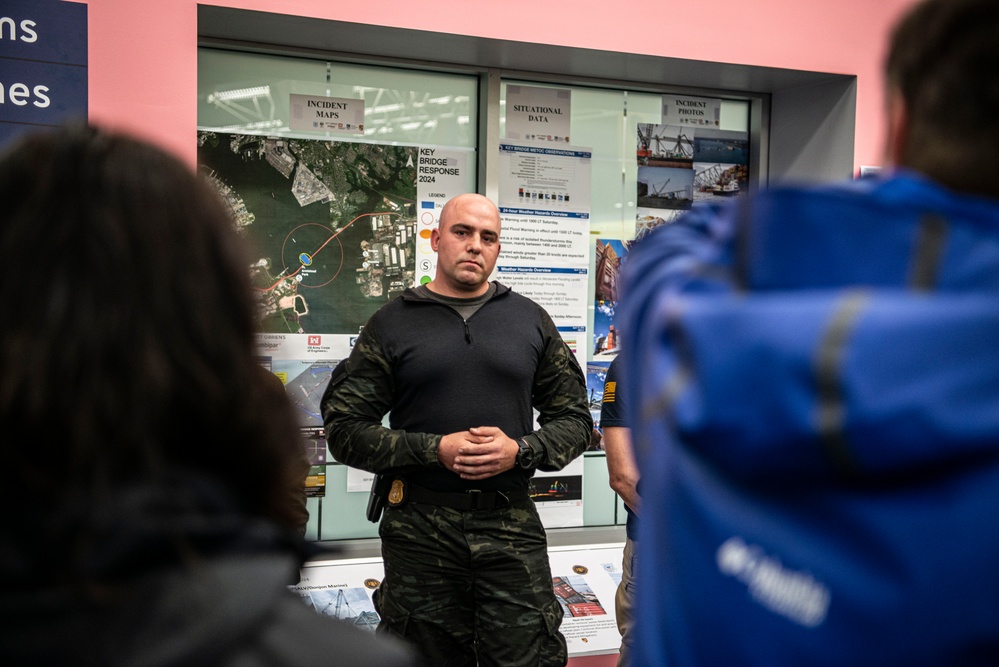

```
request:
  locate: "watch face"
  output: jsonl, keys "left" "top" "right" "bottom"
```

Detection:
{"left": 518, "top": 442, "right": 534, "bottom": 468}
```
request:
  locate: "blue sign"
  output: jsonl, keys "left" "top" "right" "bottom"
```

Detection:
{"left": 1, "top": 0, "right": 88, "bottom": 149}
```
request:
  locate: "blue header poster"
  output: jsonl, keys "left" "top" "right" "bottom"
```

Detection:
{"left": 1, "top": 0, "right": 88, "bottom": 149}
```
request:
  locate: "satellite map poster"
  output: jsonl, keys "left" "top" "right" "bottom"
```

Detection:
{"left": 198, "top": 131, "right": 420, "bottom": 450}
{"left": 198, "top": 132, "right": 419, "bottom": 342}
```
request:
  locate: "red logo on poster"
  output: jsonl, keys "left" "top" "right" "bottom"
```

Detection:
{"left": 308, "top": 335, "right": 321, "bottom": 346}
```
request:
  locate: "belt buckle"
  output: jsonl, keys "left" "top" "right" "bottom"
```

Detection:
{"left": 465, "top": 489, "right": 482, "bottom": 510}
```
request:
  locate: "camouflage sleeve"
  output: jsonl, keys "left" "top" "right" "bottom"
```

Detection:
{"left": 320, "top": 322, "right": 441, "bottom": 473}
{"left": 524, "top": 309, "right": 593, "bottom": 471}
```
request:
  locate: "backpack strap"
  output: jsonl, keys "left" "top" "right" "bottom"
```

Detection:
{"left": 637, "top": 305, "right": 695, "bottom": 460}
{"left": 813, "top": 290, "right": 870, "bottom": 478}
{"left": 907, "top": 213, "right": 948, "bottom": 291}
{"left": 731, "top": 197, "right": 753, "bottom": 293}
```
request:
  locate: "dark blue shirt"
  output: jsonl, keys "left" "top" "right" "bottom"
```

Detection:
{"left": 599, "top": 355, "right": 637, "bottom": 540}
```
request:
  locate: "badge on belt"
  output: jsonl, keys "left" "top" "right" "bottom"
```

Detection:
{"left": 387, "top": 478, "right": 406, "bottom": 506}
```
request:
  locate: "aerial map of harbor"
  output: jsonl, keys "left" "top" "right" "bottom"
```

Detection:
{"left": 197, "top": 132, "right": 418, "bottom": 335}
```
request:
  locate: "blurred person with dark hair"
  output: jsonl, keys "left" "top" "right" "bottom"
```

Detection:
{"left": 0, "top": 124, "right": 419, "bottom": 666}
{"left": 620, "top": 0, "right": 999, "bottom": 665}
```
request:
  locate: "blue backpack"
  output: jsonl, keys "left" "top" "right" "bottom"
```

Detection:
{"left": 620, "top": 172, "right": 999, "bottom": 666}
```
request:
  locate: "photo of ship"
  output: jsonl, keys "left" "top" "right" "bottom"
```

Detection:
{"left": 635, "top": 207, "right": 683, "bottom": 239}
{"left": 692, "top": 132, "right": 749, "bottom": 165}
{"left": 637, "top": 123, "right": 694, "bottom": 168}
{"left": 693, "top": 162, "right": 749, "bottom": 202}
{"left": 552, "top": 575, "right": 607, "bottom": 618}
{"left": 637, "top": 165, "right": 694, "bottom": 210}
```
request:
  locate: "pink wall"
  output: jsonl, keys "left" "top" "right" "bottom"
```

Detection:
{"left": 83, "top": 0, "right": 919, "bottom": 171}
{"left": 76, "top": 3, "right": 918, "bottom": 665}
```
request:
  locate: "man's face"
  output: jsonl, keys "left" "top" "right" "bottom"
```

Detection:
{"left": 430, "top": 194, "right": 501, "bottom": 297}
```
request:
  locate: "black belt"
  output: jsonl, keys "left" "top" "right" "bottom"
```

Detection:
{"left": 407, "top": 483, "right": 529, "bottom": 511}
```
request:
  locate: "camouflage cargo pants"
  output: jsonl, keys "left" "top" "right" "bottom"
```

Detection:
{"left": 375, "top": 496, "right": 567, "bottom": 667}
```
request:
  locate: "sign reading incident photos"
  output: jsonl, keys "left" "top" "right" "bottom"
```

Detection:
{"left": 662, "top": 94, "right": 721, "bottom": 128}
{"left": 635, "top": 100, "right": 750, "bottom": 235}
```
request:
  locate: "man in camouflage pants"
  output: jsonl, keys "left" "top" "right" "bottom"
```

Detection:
{"left": 322, "top": 193, "right": 591, "bottom": 667}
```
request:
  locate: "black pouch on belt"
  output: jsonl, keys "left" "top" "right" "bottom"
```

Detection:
{"left": 365, "top": 473, "right": 391, "bottom": 522}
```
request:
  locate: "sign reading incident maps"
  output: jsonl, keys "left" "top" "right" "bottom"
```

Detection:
{"left": 290, "top": 94, "right": 365, "bottom": 134}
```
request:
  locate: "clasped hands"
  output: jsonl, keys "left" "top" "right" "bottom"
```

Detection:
{"left": 437, "top": 426, "right": 518, "bottom": 480}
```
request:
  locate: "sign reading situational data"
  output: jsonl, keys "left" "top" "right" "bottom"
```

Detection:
{"left": 505, "top": 85, "right": 571, "bottom": 144}
{"left": 290, "top": 94, "right": 365, "bottom": 133}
